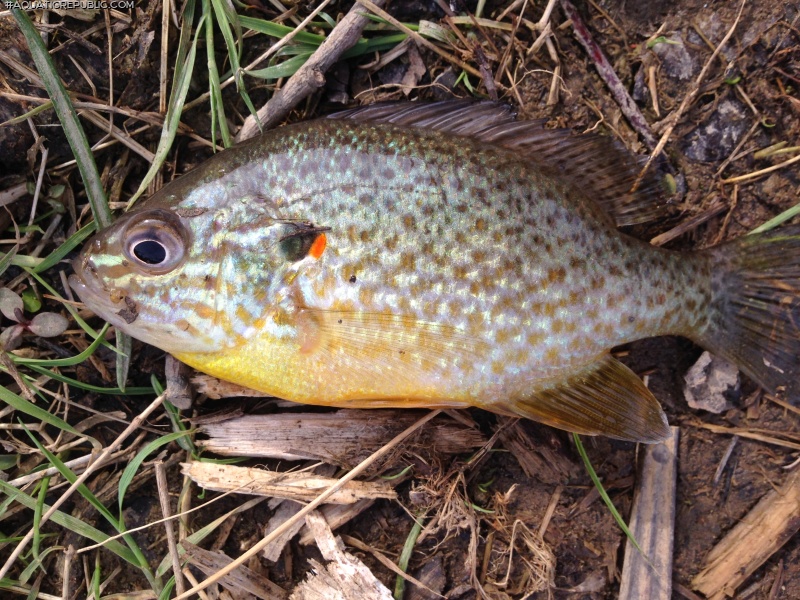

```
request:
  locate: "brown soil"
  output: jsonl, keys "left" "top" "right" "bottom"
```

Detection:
{"left": 0, "top": 0, "right": 799, "bottom": 598}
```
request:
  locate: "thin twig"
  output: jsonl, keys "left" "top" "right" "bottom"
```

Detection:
{"left": 560, "top": 0, "right": 657, "bottom": 149}
{"left": 156, "top": 461, "right": 186, "bottom": 595}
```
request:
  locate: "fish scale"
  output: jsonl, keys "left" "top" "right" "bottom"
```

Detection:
{"left": 70, "top": 101, "right": 800, "bottom": 442}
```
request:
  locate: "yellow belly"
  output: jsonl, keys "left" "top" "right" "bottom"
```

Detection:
{"left": 172, "top": 325, "right": 475, "bottom": 409}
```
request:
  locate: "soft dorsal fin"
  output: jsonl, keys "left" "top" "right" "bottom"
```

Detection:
{"left": 493, "top": 354, "right": 670, "bottom": 443}
{"left": 328, "top": 101, "right": 668, "bottom": 226}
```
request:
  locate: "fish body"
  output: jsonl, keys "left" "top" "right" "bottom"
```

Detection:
{"left": 70, "top": 102, "right": 800, "bottom": 442}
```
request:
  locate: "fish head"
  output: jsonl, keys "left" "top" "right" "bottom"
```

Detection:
{"left": 69, "top": 197, "right": 301, "bottom": 356}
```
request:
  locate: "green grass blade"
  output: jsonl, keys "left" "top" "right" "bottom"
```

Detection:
{"left": 573, "top": 433, "right": 644, "bottom": 554}
{"left": 749, "top": 203, "right": 800, "bottom": 234}
{"left": 394, "top": 512, "right": 425, "bottom": 600}
{"left": 0, "top": 246, "right": 18, "bottom": 279}
{"left": 33, "top": 221, "right": 96, "bottom": 273}
{"left": 238, "top": 14, "right": 325, "bottom": 45}
{"left": 118, "top": 430, "right": 191, "bottom": 513}
{"left": 23, "top": 428, "right": 161, "bottom": 591}
{"left": 342, "top": 33, "right": 407, "bottom": 58}
{"left": 11, "top": 9, "right": 111, "bottom": 229}
{"left": 13, "top": 323, "right": 109, "bottom": 368}
{"left": 0, "top": 481, "right": 136, "bottom": 563}
{"left": 23, "top": 365, "right": 153, "bottom": 395}
{"left": 158, "top": 576, "right": 177, "bottom": 600}
{"left": 32, "top": 477, "right": 49, "bottom": 565}
{"left": 203, "top": 0, "right": 230, "bottom": 148}
{"left": 246, "top": 54, "right": 313, "bottom": 80}
{"left": 0, "top": 100, "right": 54, "bottom": 127}
{"left": 0, "top": 384, "right": 81, "bottom": 438}
{"left": 127, "top": 0, "right": 200, "bottom": 207}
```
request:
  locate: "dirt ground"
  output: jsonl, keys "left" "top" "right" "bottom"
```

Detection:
{"left": 1, "top": 0, "right": 799, "bottom": 598}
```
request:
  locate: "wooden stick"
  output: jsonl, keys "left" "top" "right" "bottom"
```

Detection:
{"left": 559, "top": 0, "right": 656, "bottom": 149}
{"left": 692, "top": 466, "right": 800, "bottom": 599}
{"left": 236, "top": 0, "right": 388, "bottom": 141}
{"left": 198, "top": 409, "right": 486, "bottom": 467}
{"left": 619, "top": 426, "right": 679, "bottom": 600}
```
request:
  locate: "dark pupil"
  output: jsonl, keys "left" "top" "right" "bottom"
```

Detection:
{"left": 133, "top": 240, "right": 167, "bottom": 265}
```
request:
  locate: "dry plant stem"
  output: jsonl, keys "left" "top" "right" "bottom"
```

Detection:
{"left": 61, "top": 544, "right": 76, "bottom": 600}
{"left": 355, "top": 0, "right": 484, "bottom": 81}
{"left": 721, "top": 152, "right": 800, "bottom": 184}
{"left": 236, "top": 0, "right": 388, "bottom": 141}
{"left": 635, "top": 0, "right": 746, "bottom": 186}
{"left": 649, "top": 202, "right": 727, "bottom": 246}
{"left": 0, "top": 393, "right": 166, "bottom": 580}
{"left": 8, "top": 448, "right": 129, "bottom": 487}
{"left": 619, "top": 426, "right": 679, "bottom": 600}
{"left": 156, "top": 461, "right": 186, "bottom": 596}
{"left": 692, "top": 466, "right": 800, "bottom": 599}
{"left": 174, "top": 409, "right": 442, "bottom": 599}
{"left": 538, "top": 485, "right": 562, "bottom": 537}
{"left": 160, "top": 0, "right": 170, "bottom": 115}
{"left": 559, "top": 0, "right": 657, "bottom": 149}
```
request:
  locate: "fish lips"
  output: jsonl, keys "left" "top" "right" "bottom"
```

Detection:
{"left": 69, "top": 253, "right": 132, "bottom": 327}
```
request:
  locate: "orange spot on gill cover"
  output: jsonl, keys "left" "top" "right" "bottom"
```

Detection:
{"left": 309, "top": 233, "right": 327, "bottom": 259}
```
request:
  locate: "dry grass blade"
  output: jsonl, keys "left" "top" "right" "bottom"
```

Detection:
{"left": 173, "top": 409, "right": 441, "bottom": 600}
{"left": 722, "top": 152, "right": 800, "bottom": 185}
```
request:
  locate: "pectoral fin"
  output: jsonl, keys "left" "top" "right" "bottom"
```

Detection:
{"left": 296, "top": 309, "right": 487, "bottom": 399}
{"left": 495, "top": 354, "right": 670, "bottom": 443}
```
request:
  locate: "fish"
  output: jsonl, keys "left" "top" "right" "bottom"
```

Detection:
{"left": 69, "top": 101, "right": 800, "bottom": 443}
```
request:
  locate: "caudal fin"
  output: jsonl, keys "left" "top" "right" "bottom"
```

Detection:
{"left": 701, "top": 225, "right": 800, "bottom": 399}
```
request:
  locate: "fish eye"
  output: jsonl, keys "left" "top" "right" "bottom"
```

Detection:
{"left": 132, "top": 240, "right": 167, "bottom": 265}
{"left": 122, "top": 211, "right": 187, "bottom": 274}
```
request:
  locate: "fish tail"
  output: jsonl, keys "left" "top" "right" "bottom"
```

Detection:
{"left": 699, "top": 224, "right": 800, "bottom": 399}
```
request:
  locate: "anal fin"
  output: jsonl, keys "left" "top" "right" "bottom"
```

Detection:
{"left": 496, "top": 354, "right": 669, "bottom": 443}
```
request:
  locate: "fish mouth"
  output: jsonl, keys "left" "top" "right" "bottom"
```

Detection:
{"left": 69, "top": 255, "right": 118, "bottom": 324}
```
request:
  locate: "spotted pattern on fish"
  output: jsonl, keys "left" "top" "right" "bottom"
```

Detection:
{"left": 72, "top": 103, "right": 800, "bottom": 442}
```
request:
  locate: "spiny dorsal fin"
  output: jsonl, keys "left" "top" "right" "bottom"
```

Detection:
{"left": 328, "top": 100, "right": 668, "bottom": 226}
{"left": 493, "top": 354, "right": 670, "bottom": 443}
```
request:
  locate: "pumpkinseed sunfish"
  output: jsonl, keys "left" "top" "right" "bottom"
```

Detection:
{"left": 69, "top": 102, "right": 800, "bottom": 442}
